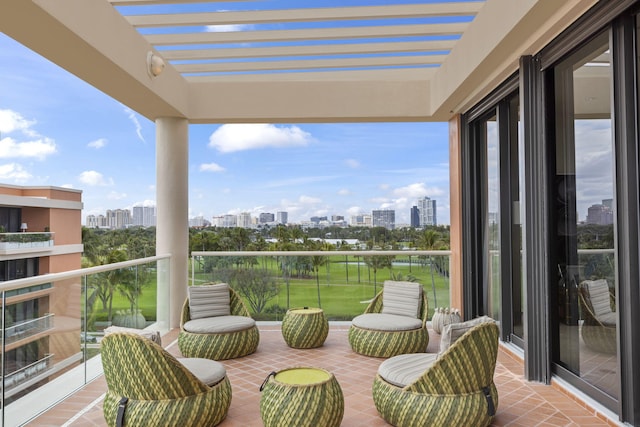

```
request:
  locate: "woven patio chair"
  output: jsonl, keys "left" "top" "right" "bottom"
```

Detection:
{"left": 349, "top": 281, "right": 429, "bottom": 358}
{"left": 373, "top": 317, "right": 499, "bottom": 427}
{"left": 101, "top": 332, "right": 231, "bottom": 427}
{"left": 179, "top": 283, "right": 260, "bottom": 360}
{"left": 579, "top": 279, "right": 616, "bottom": 355}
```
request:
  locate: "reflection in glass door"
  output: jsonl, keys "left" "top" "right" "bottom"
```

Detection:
{"left": 552, "top": 32, "right": 618, "bottom": 400}
{"left": 485, "top": 115, "right": 501, "bottom": 321}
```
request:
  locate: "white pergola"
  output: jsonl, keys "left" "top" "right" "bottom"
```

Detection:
{"left": 0, "top": 0, "right": 597, "bottom": 327}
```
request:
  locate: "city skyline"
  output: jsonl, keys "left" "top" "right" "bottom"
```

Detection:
{"left": 86, "top": 198, "right": 440, "bottom": 229}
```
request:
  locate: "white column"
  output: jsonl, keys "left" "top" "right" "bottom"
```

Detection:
{"left": 156, "top": 117, "right": 188, "bottom": 328}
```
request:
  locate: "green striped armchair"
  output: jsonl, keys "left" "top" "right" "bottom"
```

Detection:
{"left": 372, "top": 319, "right": 500, "bottom": 427}
{"left": 179, "top": 285, "right": 260, "bottom": 360}
{"left": 349, "top": 281, "right": 429, "bottom": 358}
{"left": 101, "top": 332, "right": 232, "bottom": 427}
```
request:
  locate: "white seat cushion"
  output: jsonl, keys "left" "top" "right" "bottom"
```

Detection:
{"left": 596, "top": 312, "right": 616, "bottom": 327}
{"left": 378, "top": 353, "right": 438, "bottom": 388}
{"left": 583, "top": 279, "right": 613, "bottom": 317}
{"left": 381, "top": 281, "right": 422, "bottom": 318}
{"left": 188, "top": 283, "right": 231, "bottom": 319}
{"left": 352, "top": 313, "right": 423, "bottom": 332}
{"left": 177, "top": 357, "right": 226, "bottom": 386}
{"left": 103, "top": 326, "right": 162, "bottom": 346}
{"left": 183, "top": 315, "right": 255, "bottom": 334}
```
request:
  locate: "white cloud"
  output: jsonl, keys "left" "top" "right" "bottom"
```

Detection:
{"left": 78, "top": 170, "right": 113, "bottom": 186}
{"left": 347, "top": 206, "right": 363, "bottom": 216}
{"left": 337, "top": 189, "right": 351, "bottom": 196}
{"left": 61, "top": 183, "right": 74, "bottom": 188}
{"left": 345, "top": 159, "right": 360, "bottom": 169}
{"left": 124, "top": 107, "right": 145, "bottom": 143}
{"left": 200, "top": 162, "right": 226, "bottom": 172}
{"left": 107, "top": 191, "right": 127, "bottom": 200}
{"left": 299, "top": 195, "right": 322, "bottom": 205}
{"left": 0, "top": 136, "right": 57, "bottom": 160}
{"left": 379, "top": 183, "right": 390, "bottom": 190}
{"left": 88, "top": 138, "right": 107, "bottom": 149}
{"left": 205, "top": 24, "right": 247, "bottom": 32}
{"left": 0, "top": 109, "right": 35, "bottom": 134}
{"left": 393, "top": 182, "right": 444, "bottom": 198}
{"left": 0, "top": 163, "right": 32, "bottom": 182}
{"left": 209, "top": 124, "right": 313, "bottom": 153}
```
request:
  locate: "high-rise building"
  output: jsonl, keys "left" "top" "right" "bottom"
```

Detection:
{"left": 350, "top": 214, "right": 372, "bottom": 227}
{"left": 259, "top": 212, "right": 275, "bottom": 224}
{"left": 106, "top": 209, "right": 131, "bottom": 229}
{"left": 132, "top": 205, "right": 155, "bottom": 227}
{"left": 417, "top": 196, "right": 437, "bottom": 226}
{"left": 237, "top": 212, "right": 252, "bottom": 228}
{"left": 410, "top": 206, "right": 420, "bottom": 227}
{"left": 0, "top": 185, "right": 83, "bottom": 403}
{"left": 372, "top": 209, "right": 395, "bottom": 230}
{"left": 276, "top": 211, "right": 288, "bottom": 224}
{"left": 586, "top": 204, "right": 614, "bottom": 225}
{"left": 222, "top": 214, "right": 237, "bottom": 228}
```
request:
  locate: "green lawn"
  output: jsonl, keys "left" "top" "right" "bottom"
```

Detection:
{"left": 94, "top": 255, "right": 451, "bottom": 324}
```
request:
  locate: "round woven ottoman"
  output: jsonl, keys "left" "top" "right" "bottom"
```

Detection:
{"left": 259, "top": 367, "right": 344, "bottom": 427}
{"left": 281, "top": 307, "right": 329, "bottom": 349}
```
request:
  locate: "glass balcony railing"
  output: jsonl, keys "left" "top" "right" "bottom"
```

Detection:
{"left": 0, "top": 249, "right": 450, "bottom": 425}
{"left": 0, "top": 254, "right": 170, "bottom": 426}
{"left": 0, "top": 232, "right": 54, "bottom": 252}
{"left": 3, "top": 313, "right": 54, "bottom": 345}
{"left": 191, "top": 250, "right": 452, "bottom": 321}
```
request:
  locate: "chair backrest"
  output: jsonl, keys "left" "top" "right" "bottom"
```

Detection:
{"left": 580, "top": 279, "right": 613, "bottom": 318}
{"left": 406, "top": 321, "right": 499, "bottom": 394}
{"left": 363, "top": 283, "right": 429, "bottom": 322}
{"left": 182, "top": 285, "right": 251, "bottom": 325}
{"left": 101, "top": 332, "right": 209, "bottom": 400}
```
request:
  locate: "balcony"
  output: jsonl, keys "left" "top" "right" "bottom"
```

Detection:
{"left": 0, "top": 251, "right": 622, "bottom": 426}
{"left": 0, "top": 232, "right": 54, "bottom": 255}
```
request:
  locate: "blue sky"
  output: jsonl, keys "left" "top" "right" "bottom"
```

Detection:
{"left": 0, "top": 4, "right": 452, "bottom": 226}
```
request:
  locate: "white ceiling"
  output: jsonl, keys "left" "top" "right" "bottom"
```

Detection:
{"left": 0, "top": 0, "right": 597, "bottom": 123}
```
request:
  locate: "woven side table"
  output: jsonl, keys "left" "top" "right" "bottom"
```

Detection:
{"left": 259, "top": 367, "right": 344, "bottom": 427}
{"left": 281, "top": 307, "right": 329, "bottom": 349}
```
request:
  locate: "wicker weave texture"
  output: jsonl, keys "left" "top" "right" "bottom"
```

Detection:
{"left": 179, "top": 287, "right": 260, "bottom": 360}
{"left": 282, "top": 308, "right": 329, "bottom": 349}
{"left": 348, "top": 290, "right": 429, "bottom": 357}
{"left": 372, "top": 322, "right": 500, "bottom": 427}
{"left": 101, "top": 333, "right": 231, "bottom": 427}
{"left": 260, "top": 369, "right": 344, "bottom": 427}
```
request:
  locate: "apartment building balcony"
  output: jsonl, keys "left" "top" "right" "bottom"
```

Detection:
{"left": 0, "top": 232, "right": 54, "bottom": 255}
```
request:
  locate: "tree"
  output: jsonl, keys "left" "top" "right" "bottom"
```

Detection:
{"left": 363, "top": 255, "right": 394, "bottom": 295}
{"left": 229, "top": 268, "right": 279, "bottom": 314}
{"left": 310, "top": 255, "right": 326, "bottom": 308}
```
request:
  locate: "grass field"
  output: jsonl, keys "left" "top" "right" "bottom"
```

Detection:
{"left": 94, "top": 255, "right": 451, "bottom": 323}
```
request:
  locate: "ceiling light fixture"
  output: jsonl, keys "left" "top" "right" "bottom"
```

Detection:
{"left": 147, "top": 51, "right": 165, "bottom": 78}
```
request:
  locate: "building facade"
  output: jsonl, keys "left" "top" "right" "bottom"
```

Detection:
{"left": 0, "top": 185, "right": 83, "bottom": 403}
{"left": 416, "top": 196, "right": 437, "bottom": 226}
{"left": 371, "top": 209, "right": 395, "bottom": 230}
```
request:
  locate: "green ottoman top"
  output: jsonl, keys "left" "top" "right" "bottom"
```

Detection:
{"left": 288, "top": 307, "right": 323, "bottom": 315}
{"left": 275, "top": 367, "right": 331, "bottom": 385}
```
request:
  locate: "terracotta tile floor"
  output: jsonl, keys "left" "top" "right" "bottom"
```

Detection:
{"left": 25, "top": 324, "right": 623, "bottom": 427}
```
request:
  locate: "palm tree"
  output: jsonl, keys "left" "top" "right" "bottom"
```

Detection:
{"left": 419, "top": 229, "right": 445, "bottom": 307}
{"left": 310, "top": 255, "right": 326, "bottom": 308}
{"left": 363, "top": 255, "right": 394, "bottom": 295}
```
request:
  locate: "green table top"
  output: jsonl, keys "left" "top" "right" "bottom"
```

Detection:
{"left": 288, "top": 307, "right": 323, "bottom": 315}
{"left": 275, "top": 367, "right": 331, "bottom": 385}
